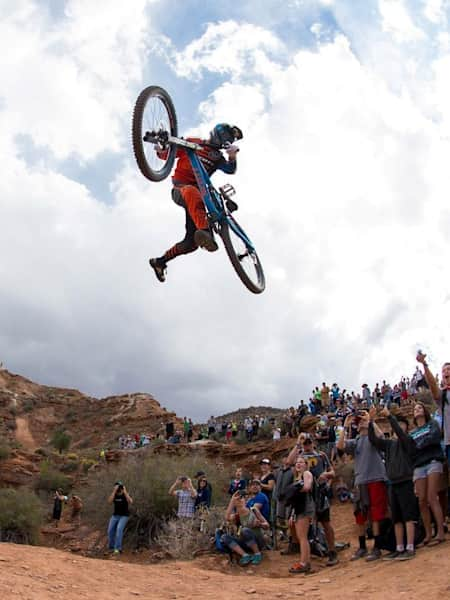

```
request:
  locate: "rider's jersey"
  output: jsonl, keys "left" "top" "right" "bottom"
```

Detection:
{"left": 171, "top": 138, "right": 236, "bottom": 186}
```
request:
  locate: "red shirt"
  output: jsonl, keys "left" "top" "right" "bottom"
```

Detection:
{"left": 170, "top": 138, "right": 236, "bottom": 185}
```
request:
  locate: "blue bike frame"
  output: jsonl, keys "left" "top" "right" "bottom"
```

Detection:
{"left": 168, "top": 136, "right": 256, "bottom": 252}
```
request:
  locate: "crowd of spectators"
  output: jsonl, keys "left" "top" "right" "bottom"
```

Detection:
{"left": 106, "top": 351, "right": 450, "bottom": 575}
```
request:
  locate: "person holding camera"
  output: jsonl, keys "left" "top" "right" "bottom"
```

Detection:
{"left": 107, "top": 481, "right": 133, "bottom": 555}
{"left": 337, "top": 411, "right": 388, "bottom": 561}
{"left": 169, "top": 476, "right": 197, "bottom": 518}
{"left": 221, "top": 490, "right": 269, "bottom": 565}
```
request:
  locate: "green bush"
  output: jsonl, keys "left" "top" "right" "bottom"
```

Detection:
{"left": 51, "top": 430, "right": 71, "bottom": 454}
{"left": 0, "top": 445, "right": 10, "bottom": 460}
{"left": 0, "top": 488, "right": 43, "bottom": 544}
{"left": 22, "top": 399, "right": 34, "bottom": 413}
{"left": 60, "top": 461, "right": 79, "bottom": 473}
{"left": 82, "top": 453, "right": 230, "bottom": 550}
{"left": 36, "top": 461, "right": 71, "bottom": 493}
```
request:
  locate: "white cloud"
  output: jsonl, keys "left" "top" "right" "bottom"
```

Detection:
{"left": 423, "top": 0, "right": 447, "bottom": 24}
{"left": 379, "top": 0, "right": 426, "bottom": 42}
{"left": 2, "top": 3, "right": 450, "bottom": 419}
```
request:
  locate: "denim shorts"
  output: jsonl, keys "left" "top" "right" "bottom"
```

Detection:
{"left": 413, "top": 460, "right": 443, "bottom": 481}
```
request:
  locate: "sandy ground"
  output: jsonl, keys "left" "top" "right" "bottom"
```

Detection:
{"left": 1, "top": 502, "right": 450, "bottom": 600}
{"left": 15, "top": 417, "right": 37, "bottom": 451}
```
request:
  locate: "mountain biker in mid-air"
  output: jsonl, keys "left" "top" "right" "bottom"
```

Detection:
{"left": 148, "top": 123, "right": 243, "bottom": 282}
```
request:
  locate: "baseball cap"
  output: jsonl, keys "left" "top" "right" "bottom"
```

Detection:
{"left": 260, "top": 458, "right": 271, "bottom": 465}
{"left": 194, "top": 470, "right": 206, "bottom": 478}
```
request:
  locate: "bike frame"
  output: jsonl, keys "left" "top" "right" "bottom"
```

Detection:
{"left": 167, "top": 135, "right": 256, "bottom": 252}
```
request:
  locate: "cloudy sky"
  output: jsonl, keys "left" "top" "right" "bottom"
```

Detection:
{"left": 1, "top": 0, "right": 450, "bottom": 420}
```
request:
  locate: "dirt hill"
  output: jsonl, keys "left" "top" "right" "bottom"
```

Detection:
{"left": 0, "top": 368, "right": 180, "bottom": 452}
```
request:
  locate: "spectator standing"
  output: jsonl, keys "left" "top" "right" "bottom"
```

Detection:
{"left": 52, "top": 489, "right": 66, "bottom": 527}
{"left": 368, "top": 407, "right": 418, "bottom": 560}
{"left": 169, "top": 476, "right": 197, "bottom": 518}
{"left": 337, "top": 411, "right": 388, "bottom": 561}
{"left": 285, "top": 456, "right": 315, "bottom": 574}
{"left": 416, "top": 351, "right": 450, "bottom": 510}
{"left": 287, "top": 434, "right": 338, "bottom": 566}
{"left": 409, "top": 401, "right": 445, "bottom": 543}
{"left": 69, "top": 494, "right": 83, "bottom": 526}
{"left": 107, "top": 482, "right": 132, "bottom": 555}
{"left": 259, "top": 458, "right": 276, "bottom": 508}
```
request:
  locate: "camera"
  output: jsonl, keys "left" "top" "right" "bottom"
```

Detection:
{"left": 238, "top": 489, "right": 247, "bottom": 498}
{"left": 179, "top": 476, "right": 188, "bottom": 482}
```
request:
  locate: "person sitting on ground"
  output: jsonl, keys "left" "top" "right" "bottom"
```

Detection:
{"left": 149, "top": 124, "right": 242, "bottom": 282}
{"left": 368, "top": 406, "right": 418, "bottom": 560}
{"left": 220, "top": 490, "right": 269, "bottom": 565}
{"left": 246, "top": 479, "right": 270, "bottom": 521}
{"left": 284, "top": 456, "right": 315, "bottom": 574}
{"left": 169, "top": 476, "right": 197, "bottom": 518}
{"left": 228, "top": 467, "right": 247, "bottom": 495}
{"left": 337, "top": 410, "right": 388, "bottom": 562}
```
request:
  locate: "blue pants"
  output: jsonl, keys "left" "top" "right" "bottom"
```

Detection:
{"left": 108, "top": 515, "right": 128, "bottom": 551}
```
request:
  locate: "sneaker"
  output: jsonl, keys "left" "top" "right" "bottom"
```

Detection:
{"left": 149, "top": 258, "right": 167, "bottom": 282}
{"left": 194, "top": 229, "right": 218, "bottom": 252}
{"left": 239, "top": 554, "right": 253, "bottom": 566}
{"left": 366, "top": 548, "right": 382, "bottom": 562}
{"left": 251, "top": 553, "right": 262, "bottom": 565}
{"left": 394, "top": 550, "right": 415, "bottom": 561}
{"left": 289, "top": 561, "right": 311, "bottom": 574}
{"left": 350, "top": 548, "right": 368, "bottom": 561}
{"left": 326, "top": 551, "right": 339, "bottom": 566}
{"left": 382, "top": 551, "right": 401, "bottom": 561}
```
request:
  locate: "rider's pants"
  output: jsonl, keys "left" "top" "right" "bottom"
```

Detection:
{"left": 179, "top": 185, "right": 208, "bottom": 230}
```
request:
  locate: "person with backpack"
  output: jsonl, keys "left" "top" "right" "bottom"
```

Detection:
{"left": 368, "top": 407, "right": 418, "bottom": 560}
{"left": 284, "top": 455, "right": 315, "bottom": 574}
{"left": 286, "top": 433, "right": 338, "bottom": 566}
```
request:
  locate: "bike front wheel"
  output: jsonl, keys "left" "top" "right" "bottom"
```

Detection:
{"left": 132, "top": 86, "right": 178, "bottom": 182}
{"left": 219, "top": 218, "right": 265, "bottom": 294}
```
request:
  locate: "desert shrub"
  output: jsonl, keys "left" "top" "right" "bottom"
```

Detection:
{"left": 82, "top": 453, "right": 230, "bottom": 550}
{"left": 81, "top": 458, "right": 97, "bottom": 473}
{"left": 255, "top": 423, "right": 273, "bottom": 440}
{"left": 22, "top": 399, "right": 34, "bottom": 413}
{"left": 234, "top": 432, "right": 248, "bottom": 445}
{"left": 34, "top": 447, "right": 49, "bottom": 457}
{"left": 36, "top": 461, "right": 71, "bottom": 493}
{"left": 66, "top": 453, "right": 78, "bottom": 461}
{"left": 60, "top": 461, "right": 79, "bottom": 473}
{"left": 51, "top": 429, "right": 71, "bottom": 454}
{"left": 0, "top": 488, "right": 43, "bottom": 544}
{"left": 0, "top": 445, "right": 10, "bottom": 460}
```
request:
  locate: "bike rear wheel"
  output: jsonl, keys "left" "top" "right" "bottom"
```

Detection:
{"left": 132, "top": 86, "right": 178, "bottom": 181}
{"left": 219, "top": 218, "right": 265, "bottom": 294}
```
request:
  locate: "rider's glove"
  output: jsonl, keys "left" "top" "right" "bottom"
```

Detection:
{"left": 224, "top": 142, "right": 239, "bottom": 160}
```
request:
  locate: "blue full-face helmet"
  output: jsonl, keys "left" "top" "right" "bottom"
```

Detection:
{"left": 209, "top": 123, "right": 243, "bottom": 148}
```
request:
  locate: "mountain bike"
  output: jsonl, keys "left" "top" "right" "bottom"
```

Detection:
{"left": 131, "top": 86, "right": 265, "bottom": 294}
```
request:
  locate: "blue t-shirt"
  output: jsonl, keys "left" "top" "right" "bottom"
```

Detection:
{"left": 246, "top": 491, "right": 269, "bottom": 520}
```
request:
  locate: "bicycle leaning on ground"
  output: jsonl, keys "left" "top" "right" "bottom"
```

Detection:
{"left": 132, "top": 85, "right": 265, "bottom": 294}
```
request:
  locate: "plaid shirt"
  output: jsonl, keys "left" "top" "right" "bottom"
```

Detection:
{"left": 176, "top": 490, "right": 196, "bottom": 518}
